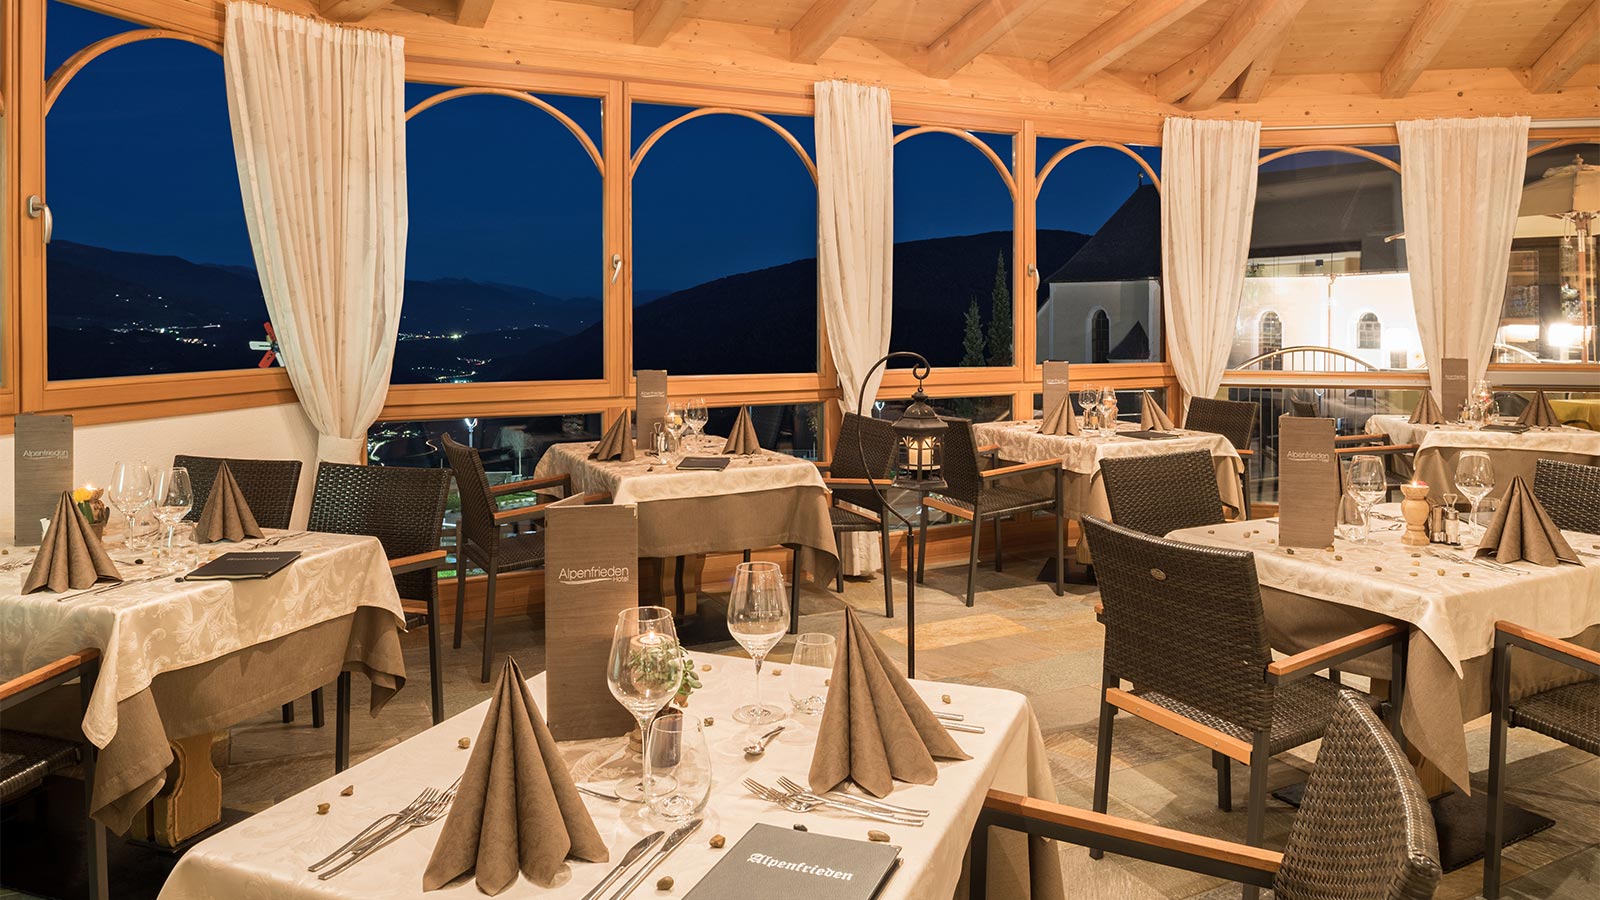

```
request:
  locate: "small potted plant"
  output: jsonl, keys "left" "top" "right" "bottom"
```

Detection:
{"left": 73, "top": 487, "right": 109, "bottom": 540}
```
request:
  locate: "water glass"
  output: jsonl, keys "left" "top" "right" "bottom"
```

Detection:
{"left": 727, "top": 561, "right": 788, "bottom": 725}
{"left": 686, "top": 399, "right": 709, "bottom": 438}
{"left": 606, "top": 606, "right": 683, "bottom": 802}
{"left": 108, "top": 461, "right": 154, "bottom": 550}
{"left": 1454, "top": 451, "right": 1495, "bottom": 542}
{"left": 646, "top": 712, "right": 712, "bottom": 824}
{"left": 151, "top": 467, "right": 194, "bottom": 571}
{"left": 788, "top": 633, "right": 835, "bottom": 715}
{"left": 1345, "top": 455, "right": 1386, "bottom": 544}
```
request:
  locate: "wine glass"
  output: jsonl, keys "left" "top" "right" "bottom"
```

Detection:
{"left": 1345, "top": 455, "right": 1387, "bottom": 544}
{"left": 788, "top": 632, "right": 835, "bottom": 716}
{"left": 1097, "top": 387, "right": 1119, "bottom": 434}
{"left": 1078, "top": 387, "right": 1100, "bottom": 431}
{"left": 686, "top": 399, "right": 709, "bottom": 441}
{"left": 1454, "top": 451, "right": 1495, "bottom": 540}
{"left": 150, "top": 466, "right": 194, "bottom": 571}
{"left": 646, "top": 712, "right": 712, "bottom": 823}
{"left": 107, "top": 461, "right": 153, "bottom": 550}
{"left": 606, "top": 606, "right": 683, "bottom": 803}
{"left": 727, "top": 561, "right": 789, "bottom": 725}
{"left": 664, "top": 405, "right": 688, "bottom": 461}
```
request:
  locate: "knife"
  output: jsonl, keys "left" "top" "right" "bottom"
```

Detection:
{"left": 605, "top": 818, "right": 701, "bottom": 900}
{"left": 580, "top": 831, "right": 664, "bottom": 900}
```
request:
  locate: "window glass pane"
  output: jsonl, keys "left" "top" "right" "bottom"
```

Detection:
{"left": 1031, "top": 387, "right": 1168, "bottom": 423}
{"left": 877, "top": 394, "right": 1012, "bottom": 423}
{"left": 631, "top": 104, "right": 818, "bottom": 375}
{"left": 46, "top": 2, "right": 267, "bottom": 380}
{"left": 396, "top": 86, "right": 604, "bottom": 383}
{"left": 1035, "top": 140, "right": 1162, "bottom": 364}
{"left": 698, "top": 403, "right": 823, "bottom": 460}
{"left": 1226, "top": 386, "right": 1415, "bottom": 503}
{"left": 1497, "top": 141, "right": 1599, "bottom": 364}
{"left": 1231, "top": 147, "right": 1421, "bottom": 372}
{"left": 892, "top": 128, "right": 1014, "bottom": 368}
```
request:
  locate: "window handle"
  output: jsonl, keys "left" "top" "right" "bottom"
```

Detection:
{"left": 610, "top": 253, "right": 623, "bottom": 285}
{"left": 28, "top": 195, "right": 52, "bottom": 244}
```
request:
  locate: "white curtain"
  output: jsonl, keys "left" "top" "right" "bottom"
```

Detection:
{"left": 1160, "top": 117, "right": 1261, "bottom": 411}
{"left": 815, "top": 80, "right": 893, "bottom": 414}
{"left": 1397, "top": 116, "right": 1530, "bottom": 400}
{"left": 224, "top": 2, "right": 407, "bottom": 464}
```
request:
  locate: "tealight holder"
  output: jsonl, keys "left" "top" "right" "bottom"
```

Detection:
{"left": 1400, "top": 482, "right": 1431, "bottom": 547}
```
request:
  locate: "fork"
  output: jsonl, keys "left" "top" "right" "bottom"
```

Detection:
{"left": 318, "top": 784, "right": 458, "bottom": 879}
{"left": 743, "top": 779, "right": 923, "bottom": 826}
{"left": 776, "top": 777, "right": 929, "bottom": 818}
{"left": 1429, "top": 548, "right": 1524, "bottom": 576}
{"left": 249, "top": 531, "right": 308, "bottom": 549}
{"left": 308, "top": 785, "right": 443, "bottom": 872}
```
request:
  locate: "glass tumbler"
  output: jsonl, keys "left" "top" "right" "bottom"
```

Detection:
{"left": 788, "top": 633, "right": 836, "bottom": 715}
{"left": 646, "top": 712, "right": 712, "bottom": 824}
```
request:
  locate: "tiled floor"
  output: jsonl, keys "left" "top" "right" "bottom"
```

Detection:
{"left": 11, "top": 552, "right": 1598, "bottom": 898}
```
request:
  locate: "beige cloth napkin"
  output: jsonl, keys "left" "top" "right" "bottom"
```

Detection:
{"left": 423, "top": 658, "right": 608, "bottom": 895}
{"left": 589, "top": 413, "right": 636, "bottom": 462}
{"left": 1517, "top": 390, "right": 1560, "bottom": 428}
{"left": 195, "top": 461, "right": 263, "bottom": 543}
{"left": 809, "top": 608, "right": 971, "bottom": 798}
{"left": 23, "top": 492, "right": 122, "bottom": 594}
{"left": 1039, "top": 396, "right": 1080, "bottom": 436}
{"left": 1409, "top": 391, "right": 1444, "bottom": 425}
{"left": 722, "top": 406, "right": 761, "bottom": 455}
{"left": 1140, "top": 391, "right": 1174, "bottom": 431}
{"left": 1475, "top": 476, "right": 1578, "bottom": 567}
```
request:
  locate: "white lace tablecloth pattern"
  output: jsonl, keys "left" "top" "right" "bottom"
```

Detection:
{"left": 1364, "top": 415, "right": 1599, "bottom": 456}
{"left": 971, "top": 420, "right": 1243, "bottom": 477}
{"left": 535, "top": 434, "right": 827, "bottom": 505}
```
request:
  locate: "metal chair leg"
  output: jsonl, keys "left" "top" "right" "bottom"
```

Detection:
{"left": 880, "top": 521, "right": 894, "bottom": 618}
{"left": 426, "top": 594, "right": 444, "bottom": 726}
{"left": 311, "top": 688, "right": 325, "bottom": 729}
{"left": 743, "top": 550, "right": 752, "bottom": 563}
{"left": 480, "top": 567, "right": 498, "bottom": 684}
{"left": 334, "top": 671, "right": 351, "bottom": 773}
{"left": 832, "top": 532, "right": 845, "bottom": 592}
{"left": 79, "top": 661, "right": 108, "bottom": 900}
{"left": 1241, "top": 734, "right": 1271, "bottom": 900}
{"left": 1484, "top": 635, "right": 1513, "bottom": 900}
{"left": 916, "top": 503, "right": 929, "bottom": 584}
{"left": 993, "top": 517, "right": 1003, "bottom": 572}
{"left": 1214, "top": 751, "right": 1232, "bottom": 812}
{"left": 453, "top": 560, "right": 467, "bottom": 649}
{"left": 787, "top": 545, "right": 801, "bottom": 634}
{"left": 1089, "top": 673, "right": 1117, "bottom": 861}
{"left": 281, "top": 701, "right": 295, "bottom": 723}
{"left": 965, "top": 517, "right": 980, "bottom": 607}
{"left": 969, "top": 810, "right": 991, "bottom": 900}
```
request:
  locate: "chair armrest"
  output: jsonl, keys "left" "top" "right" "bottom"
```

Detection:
{"left": 813, "top": 459, "right": 831, "bottom": 473}
{"left": 1336, "top": 434, "right": 1386, "bottom": 446}
{"left": 1235, "top": 448, "right": 1255, "bottom": 458}
{"left": 491, "top": 474, "right": 569, "bottom": 497}
{"left": 976, "top": 443, "right": 1001, "bottom": 455}
{"left": 822, "top": 477, "right": 881, "bottom": 489}
{"left": 0, "top": 649, "right": 100, "bottom": 707}
{"left": 1266, "top": 623, "right": 1406, "bottom": 683}
{"left": 981, "top": 459, "right": 1062, "bottom": 481}
{"left": 1496, "top": 622, "right": 1600, "bottom": 673}
{"left": 1335, "top": 443, "right": 1418, "bottom": 458}
{"left": 980, "top": 790, "right": 1280, "bottom": 886}
{"left": 389, "top": 549, "right": 448, "bottom": 576}
{"left": 494, "top": 500, "right": 557, "bottom": 525}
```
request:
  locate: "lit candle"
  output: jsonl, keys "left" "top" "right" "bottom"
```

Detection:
{"left": 906, "top": 438, "right": 932, "bottom": 472}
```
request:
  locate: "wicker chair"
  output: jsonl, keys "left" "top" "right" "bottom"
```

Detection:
{"left": 1100, "top": 450, "right": 1227, "bottom": 536}
{"left": 1081, "top": 516, "right": 1406, "bottom": 874}
{"left": 1484, "top": 622, "right": 1599, "bottom": 899}
{"left": 441, "top": 435, "right": 570, "bottom": 683}
{"left": 174, "top": 455, "right": 303, "bottom": 530}
{"left": 914, "top": 418, "right": 1066, "bottom": 606}
{"left": 1185, "top": 397, "right": 1259, "bottom": 519}
{"left": 1531, "top": 458, "right": 1600, "bottom": 535}
{"left": 308, "top": 463, "right": 453, "bottom": 725}
{"left": 972, "top": 691, "right": 1440, "bottom": 900}
{"left": 816, "top": 413, "right": 899, "bottom": 617}
{"left": 0, "top": 650, "right": 107, "bottom": 900}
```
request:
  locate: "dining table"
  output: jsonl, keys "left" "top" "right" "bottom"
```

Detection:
{"left": 156, "top": 651, "right": 1065, "bottom": 900}
{"left": 1363, "top": 414, "right": 1600, "bottom": 502}
{"left": 0, "top": 528, "right": 407, "bottom": 843}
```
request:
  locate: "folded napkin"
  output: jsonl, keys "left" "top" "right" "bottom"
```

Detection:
{"left": 809, "top": 608, "right": 971, "bottom": 798}
{"left": 1474, "top": 476, "right": 1578, "bottom": 567}
{"left": 1039, "top": 396, "right": 1080, "bottom": 436}
{"left": 1140, "top": 391, "right": 1174, "bottom": 431}
{"left": 722, "top": 406, "right": 761, "bottom": 455}
{"left": 23, "top": 492, "right": 122, "bottom": 593}
{"left": 423, "top": 658, "right": 608, "bottom": 895}
{"left": 1517, "top": 390, "right": 1560, "bottom": 428}
{"left": 589, "top": 413, "right": 635, "bottom": 462}
{"left": 1409, "top": 391, "right": 1444, "bottom": 425}
{"left": 195, "top": 461, "right": 263, "bottom": 543}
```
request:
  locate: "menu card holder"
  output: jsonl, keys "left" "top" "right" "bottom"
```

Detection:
{"left": 1041, "top": 361, "right": 1071, "bottom": 419}
{"left": 542, "top": 500, "right": 640, "bottom": 740}
{"left": 636, "top": 369, "right": 668, "bottom": 453}
{"left": 1277, "top": 416, "right": 1338, "bottom": 549}
{"left": 1440, "top": 358, "right": 1468, "bottom": 421}
{"left": 14, "top": 414, "right": 73, "bottom": 546}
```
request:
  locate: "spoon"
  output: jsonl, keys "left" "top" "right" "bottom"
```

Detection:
{"left": 743, "top": 726, "right": 786, "bottom": 759}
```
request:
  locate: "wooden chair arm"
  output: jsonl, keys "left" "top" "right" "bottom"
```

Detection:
{"left": 1335, "top": 443, "right": 1418, "bottom": 458}
{"left": 389, "top": 549, "right": 448, "bottom": 576}
{"left": 1266, "top": 623, "right": 1406, "bottom": 682}
{"left": 976, "top": 443, "right": 1001, "bottom": 455}
{"left": 1336, "top": 434, "right": 1386, "bottom": 446}
{"left": 491, "top": 474, "right": 569, "bottom": 496}
{"left": 494, "top": 500, "right": 556, "bottom": 525}
{"left": 1496, "top": 621, "right": 1600, "bottom": 670}
{"left": 1235, "top": 448, "right": 1255, "bottom": 458}
{"left": 982, "top": 459, "right": 1062, "bottom": 481}
{"left": 0, "top": 649, "right": 100, "bottom": 705}
{"left": 813, "top": 460, "right": 832, "bottom": 473}
{"left": 822, "top": 477, "right": 881, "bottom": 489}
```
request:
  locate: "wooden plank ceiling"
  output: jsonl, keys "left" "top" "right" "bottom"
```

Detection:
{"left": 326, "top": 0, "right": 1599, "bottom": 109}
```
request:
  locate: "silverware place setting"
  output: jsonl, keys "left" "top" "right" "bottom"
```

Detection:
{"left": 1427, "top": 547, "right": 1525, "bottom": 576}
{"left": 58, "top": 573, "right": 172, "bottom": 601}
{"left": 247, "top": 531, "right": 308, "bottom": 549}
{"left": 743, "top": 778, "right": 924, "bottom": 826}
{"left": 932, "top": 710, "right": 985, "bottom": 733}
{"left": 775, "top": 777, "right": 930, "bottom": 818}
{"left": 602, "top": 818, "right": 699, "bottom": 900}
{"left": 579, "top": 831, "right": 662, "bottom": 900}
{"left": 312, "top": 777, "right": 460, "bottom": 879}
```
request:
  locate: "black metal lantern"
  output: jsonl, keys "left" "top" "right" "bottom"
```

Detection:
{"left": 891, "top": 380, "right": 946, "bottom": 492}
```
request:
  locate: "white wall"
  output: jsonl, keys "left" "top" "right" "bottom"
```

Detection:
{"left": 3, "top": 403, "right": 320, "bottom": 539}
{"left": 1231, "top": 272, "right": 1423, "bottom": 369}
{"left": 1037, "top": 279, "right": 1161, "bottom": 363}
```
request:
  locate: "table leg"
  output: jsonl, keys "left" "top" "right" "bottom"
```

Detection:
{"left": 1371, "top": 676, "right": 1453, "bottom": 798}
{"left": 130, "top": 732, "right": 222, "bottom": 847}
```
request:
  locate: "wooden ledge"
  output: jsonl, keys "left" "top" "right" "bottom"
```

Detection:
{"left": 1266, "top": 623, "right": 1405, "bottom": 679}
{"left": 1106, "top": 687, "right": 1253, "bottom": 764}
{"left": 1497, "top": 621, "right": 1600, "bottom": 669}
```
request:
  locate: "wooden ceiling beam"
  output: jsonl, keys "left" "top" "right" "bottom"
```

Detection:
{"left": 1525, "top": 0, "right": 1598, "bottom": 93}
{"left": 925, "top": 0, "right": 1052, "bottom": 80}
{"left": 1150, "top": 0, "right": 1310, "bottom": 110}
{"left": 455, "top": 0, "right": 494, "bottom": 28}
{"left": 633, "top": 0, "right": 688, "bottom": 48}
{"left": 791, "top": 0, "right": 879, "bottom": 64}
{"left": 318, "top": 0, "right": 392, "bottom": 22}
{"left": 1047, "top": 0, "right": 1209, "bottom": 91}
{"left": 1232, "top": 27, "right": 1290, "bottom": 103}
{"left": 1379, "top": 0, "right": 1473, "bottom": 99}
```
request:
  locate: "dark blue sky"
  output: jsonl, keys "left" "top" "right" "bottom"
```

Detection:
{"left": 45, "top": 0, "right": 1153, "bottom": 299}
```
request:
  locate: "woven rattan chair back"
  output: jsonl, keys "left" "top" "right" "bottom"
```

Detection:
{"left": 441, "top": 435, "right": 500, "bottom": 557}
{"left": 1290, "top": 396, "right": 1319, "bottom": 418}
{"left": 308, "top": 463, "right": 451, "bottom": 602}
{"left": 1100, "top": 450, "right": 1224, "bottom": 536}
{"left": 174, "top": 455, "right": 303, "bottom": 529}
{"left": 937, "top": 418, "right": 984, "bottom": 507}
{"left": 1274, "top": 691, "right": 1441, "bottom": 900}
{"left": 1532, "top": 458, "right": 1600, "bottom": 535}
{"left": 1083, "top": 516, "right": 1275, "bottom": 733}
{"left": 1186, "top": 397, "right": 1258, "bottom": 452}
{"left": 831, "top": 413, "right": 897, "bottom": 513}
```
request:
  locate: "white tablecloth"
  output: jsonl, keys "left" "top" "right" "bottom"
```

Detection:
{"left": 972, "top": 420, "right": 1243, "bottom": 478}
{"left": 535, "top": 435, "right": 826, "bottom": 505}
{"left": 158, "top": 653, "right": 1062, "bottom": 900}
{"left": 1364, "top": 414, "right": 1598, "bottom": 455}
{"left": 0, "top": 530, "right": 404, "bottom": 748}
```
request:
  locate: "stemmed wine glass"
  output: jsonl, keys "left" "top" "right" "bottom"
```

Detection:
{"left": 727, "top": 561, "right": 789, "bottom": 725}
{"left": 1454, "top": 451, "right": 1495, "bottom": 542}
{"left": 150, "top": 466, "right": 194, "bottom": 571}
{"left": 686, "top": 399, "right": 709, "bottom": 443}
{"left": 606, "top": 606, "right": 684, "bottom": 803}
{"left": 1097, "top": 387, "right": 1118, "bottom": 435}
{"left": 1345, "top": 455, "right": 1387, "bottom": 544}
{"left": 664, "top": 405, "right": 688, "bottom": 462}
{"left": 107, "top": 461, "right": 154, "bottom": 551}
{"left": 1078, "top": 387, "right": 1100, "bottom": 432}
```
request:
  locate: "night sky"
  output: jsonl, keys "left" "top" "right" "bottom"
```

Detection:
{"left": 45, "top": 0, "right": 1158, "bottom": 300}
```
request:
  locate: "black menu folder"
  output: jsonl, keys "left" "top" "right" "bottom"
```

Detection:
{"left": 185, "top": 551, "right": 302, "bottom": 581}
{"left": 1121, "top": 429, "right": 1182, "bottom": 440}
{"left": 684, "top": 824, "right": 901, "bottom": 900}
{"left": 677, "top": 456, "right": 731, "bottom": 471}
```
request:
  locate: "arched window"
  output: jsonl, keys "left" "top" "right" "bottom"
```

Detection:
{"left": 1089, "top": 309, "right": 1110, "bottom": 363}
{"left": 1357, "top": 312, "right": 1382, "bottom": 349}
{"left": 1259, "top": 311, "right": 1284, "bottom": 370}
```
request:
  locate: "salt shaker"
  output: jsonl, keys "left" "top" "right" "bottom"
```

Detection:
{"left": 1441, "top": 491, "right": 1460, "bottom": 545}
